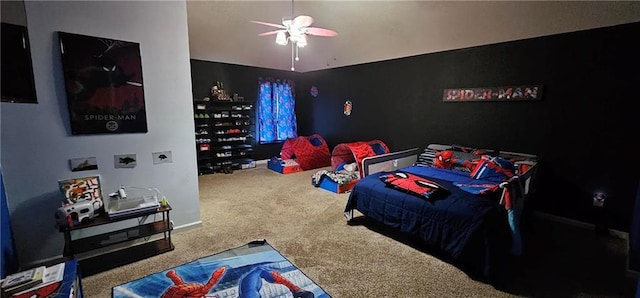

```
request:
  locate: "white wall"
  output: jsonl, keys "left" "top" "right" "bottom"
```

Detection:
{"left": 0, "top": 0, "right": 201, "bottom": 266}
{"left": 0, "top": 1, "right": 27, "bottom": 26}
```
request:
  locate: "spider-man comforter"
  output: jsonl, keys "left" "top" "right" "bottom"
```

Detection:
{"left": 344, "top": 166, "right": 511, "bottom": 280}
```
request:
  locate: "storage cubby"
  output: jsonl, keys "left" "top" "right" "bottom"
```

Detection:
{"left": 193, "top": 98, "right": 255, "bottom": 174}
{"left": 211, "top": 100, "right": 255, "bottom": 171}
{"left": 60, "top": 205, "right": 173, "bottom": 277}
{"left": 194, "top": 100, "right": 215, "bottom": 175}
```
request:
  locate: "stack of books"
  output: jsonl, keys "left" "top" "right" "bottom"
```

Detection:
{"left": 1, "top": 266, "right": 45, "bottom": 297}
{"left": 0, "top": 263, "right": 65, "bottom": 297}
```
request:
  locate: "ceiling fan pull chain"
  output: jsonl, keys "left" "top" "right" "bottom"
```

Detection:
{"left": 291, "top": 42, "right": 295, "bottom": 71}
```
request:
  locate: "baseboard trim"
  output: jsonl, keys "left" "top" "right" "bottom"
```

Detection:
{"left": 21, "top": 255, "right": 65, "bottom": 270}
{"left": 532, "top": 211, "right": 628, "bottom": 239}
{"left": 532, "top": 211, "right": 638, "bottom": 277}
{"left": 174, "top": 220, "right": 202, "bottom": 232}
{"left": 256, "top": 159, "right": 269, "bottom": 165}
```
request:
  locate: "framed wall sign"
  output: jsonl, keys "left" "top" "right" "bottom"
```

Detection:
{"left": 59, "top": 32, "right": 148, "bottom": 134}
{"left": 443, "top": 85, "right": 543, "bottom": 102}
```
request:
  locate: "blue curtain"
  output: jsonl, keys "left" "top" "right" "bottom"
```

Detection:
{"left": 257, "top": 78, "right": 297, "bottom": 143}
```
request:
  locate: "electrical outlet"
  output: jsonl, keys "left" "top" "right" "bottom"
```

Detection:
{"left": 593, "top": 192, "right": 605, "bottom": 207}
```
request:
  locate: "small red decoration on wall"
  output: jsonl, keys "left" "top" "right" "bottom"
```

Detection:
{"left": 344, "top": 100, "right": 352, "bottom": 116}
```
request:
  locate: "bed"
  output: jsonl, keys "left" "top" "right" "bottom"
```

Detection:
{"left": 343, "top": 144, "right": 539, "bottom": 280}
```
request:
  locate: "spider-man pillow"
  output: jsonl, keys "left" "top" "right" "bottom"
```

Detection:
{"left": 380, "top": 171, "right": 450, "bottom": 200}
{"left": 433, "top": 150, "right": 477, "bottom": 172}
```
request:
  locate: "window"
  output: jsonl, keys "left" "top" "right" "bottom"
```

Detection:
{"left": 257, "top": 78, "right": 297, "bottom": 143}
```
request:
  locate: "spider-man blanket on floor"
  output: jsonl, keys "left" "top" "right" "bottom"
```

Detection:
{"left": 113, "top": 240, "right": 330, "bottom": 298}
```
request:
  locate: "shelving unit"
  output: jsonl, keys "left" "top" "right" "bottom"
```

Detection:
{"left": 194, "top": 100, "right": 214, "bottom": 175}
{"left": 59, "top": 205, "right": 173, "bottom": 277}
{"left": 194, "top": 99, "right": 255, "bottom": 174}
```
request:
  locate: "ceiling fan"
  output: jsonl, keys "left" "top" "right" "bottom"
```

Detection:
{"left": 251, "top": 2, "right": 338, "bottom": 71}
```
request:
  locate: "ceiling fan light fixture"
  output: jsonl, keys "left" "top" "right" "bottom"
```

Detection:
{"left": 275, "top": 31, "right": 288, "bottom": 45}
{"left": 252, "top": 0, "right": 337, "bottom": 71}
{"left": 296, "top": 35, "right": 307, "bottom": 47}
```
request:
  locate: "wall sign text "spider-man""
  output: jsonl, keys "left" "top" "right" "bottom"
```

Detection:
{"left": 443, "top": 85, "right": 543, "bottom": 102}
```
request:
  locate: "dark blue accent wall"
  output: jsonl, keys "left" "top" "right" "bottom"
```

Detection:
{"left": 191, "top": 22, "right": 640, "bottom": 231}
{"left": 297, "top": 22, "right": 640, "bottom": 232}
{"left": 630, "top": 180, "right": 640, "bottom": 272}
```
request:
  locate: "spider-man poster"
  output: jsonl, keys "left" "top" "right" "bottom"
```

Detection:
{"left": 112, "top": 240, "right": 330, "bottom": 298}
{"left": 59, "top": 32, "right": 148, "bottom": 135}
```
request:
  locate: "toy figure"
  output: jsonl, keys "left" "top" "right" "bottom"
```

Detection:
{"left": 55, "top": 199, "right": 103, "bottom": 227}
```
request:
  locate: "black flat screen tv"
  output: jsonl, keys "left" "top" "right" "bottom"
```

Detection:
{"left": 1, "top": 22, "right": 37, "bottom": 103}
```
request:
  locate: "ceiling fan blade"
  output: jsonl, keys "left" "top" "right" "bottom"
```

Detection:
{"left": 258, "top": 30, "right": 286, "bottom": 36}
{"left": 305, "top": 27, "right": 338, "bottom": 37}
{"left": 251, "top": 20, "right": 286, "bottom": 29}
{"left": 292, "top": 15, "right": 314, "bottom": 28}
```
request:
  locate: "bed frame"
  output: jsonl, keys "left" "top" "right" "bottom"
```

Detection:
{"left": 347, "top": 143, "right": 540, "bottom": 252}
{"left": 345, "top": 143, "right": 540, "bottom": 279}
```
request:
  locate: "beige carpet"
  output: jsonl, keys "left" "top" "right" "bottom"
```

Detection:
{"left": 82, "top": 164, "right": 636, "bottom": 297}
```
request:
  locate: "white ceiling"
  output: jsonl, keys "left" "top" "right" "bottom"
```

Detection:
{"left": 187, "top": 1, "right": 640, "bottom": 73}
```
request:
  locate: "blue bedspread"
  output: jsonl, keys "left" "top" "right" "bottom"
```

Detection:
{"left": 344, "top": 166, "right": 510, "bottom": 277}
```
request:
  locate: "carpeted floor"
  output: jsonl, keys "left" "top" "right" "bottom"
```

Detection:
{"left": 82, "top": 164, "right": 637, "bottom": 297}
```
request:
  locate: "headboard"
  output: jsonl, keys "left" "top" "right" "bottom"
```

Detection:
{"left": 361, "top": 144, "right": 540, "bottom": 199}
{"left": 421, "top": 143, "right": 540, "bottom": 198}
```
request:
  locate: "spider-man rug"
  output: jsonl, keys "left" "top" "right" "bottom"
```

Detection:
{"left": 112, "top": 240, "right": 330, "bottom": 298}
